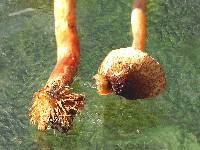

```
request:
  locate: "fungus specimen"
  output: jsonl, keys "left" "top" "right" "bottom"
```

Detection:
{"left": 29, "top": 0, "right": 85, "bottom": 132}
{"left": 94, "top": 0, "right": 166, "bottom": 99}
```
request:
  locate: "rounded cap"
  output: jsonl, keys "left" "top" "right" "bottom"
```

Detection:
{"left": 94, "top": 47, "right": 166, "bottom": 100}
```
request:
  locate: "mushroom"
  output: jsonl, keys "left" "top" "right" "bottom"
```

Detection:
{"left": 94, "top": 0, "right": 166, "bottom": 100}
{"left": 29, "top": 0, "right": 85, "bottom": 132}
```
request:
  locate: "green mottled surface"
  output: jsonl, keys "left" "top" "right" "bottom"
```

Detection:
{"left": 0, "top": 0, "right": 200, "bottom": 149}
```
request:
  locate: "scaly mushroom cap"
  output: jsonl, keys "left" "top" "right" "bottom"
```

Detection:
{"left": 94, "top": 47, "right": 166, "bottom": 100}
{"left": 29, "top": 80, "right": 85, "bottom": 132}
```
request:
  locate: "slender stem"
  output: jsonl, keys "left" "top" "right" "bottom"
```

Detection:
{"left": 47, "top": 0, "right": 80, "bottom": 86}
{"left": 131, "top": 0, "right": 146, "bottom": 51}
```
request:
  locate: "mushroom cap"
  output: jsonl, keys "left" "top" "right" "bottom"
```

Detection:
{"left": 29, "top": 80, "right": 85, "bottom": 132}
{"left": 94, "top": 47, "right": 166, "bottom": 100}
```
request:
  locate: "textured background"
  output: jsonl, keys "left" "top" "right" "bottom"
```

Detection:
{"left": 0, "top": 0, "right": 200, "bottom": 149}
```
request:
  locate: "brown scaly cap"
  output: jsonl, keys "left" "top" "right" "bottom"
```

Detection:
{"left": 94, "top": 47, "right": 166, "bottom": 100}
{"left": 29, "top": 80, "right": 85, "bottom": 132}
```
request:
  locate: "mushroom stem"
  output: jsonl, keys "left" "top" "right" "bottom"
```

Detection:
{"left": 131, "top": 0, "right": 146, "bottom": 51}
{"left": 47, "top": 0, "right": 80, "bottom": 87}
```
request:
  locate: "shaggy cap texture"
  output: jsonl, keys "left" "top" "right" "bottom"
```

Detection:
{"left": 94, "top": 47, "right": 166, "bottom": 100}
{"left": 29, "top": 80, "right": 85, "bottom": 132}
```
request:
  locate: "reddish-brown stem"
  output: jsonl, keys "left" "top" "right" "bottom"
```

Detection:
{"left": 46, "top": 0, "right": 80, "bottom": 86}
{"left": 131, "top": 0, "right": 146, "bottom": 51}
{"left": 29, "top": 0, "right": 85, "bottom": 132}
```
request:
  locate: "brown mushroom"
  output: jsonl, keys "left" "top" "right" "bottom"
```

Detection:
{"left": 29, "top": 0, "right": 85, "bottom": 132}
{"left": 94, "top": 0, "right": 166, "bottom": 100}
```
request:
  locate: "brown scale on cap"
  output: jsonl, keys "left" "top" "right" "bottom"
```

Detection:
{"left": 94, "top": 48, "right": 165, "bottom": 99}
{"left": 94, "top": 0, "right": 166, "bottom": 100}
{"left": 29, "top": 80, "right": 85, "bottom": 132}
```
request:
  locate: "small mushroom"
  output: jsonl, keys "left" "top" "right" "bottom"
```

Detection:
{"left": 29, "top": 0, "right": 85, "bottom": 132}
{"left": 94, "top": 0, "right": 166, "bottom": 100}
